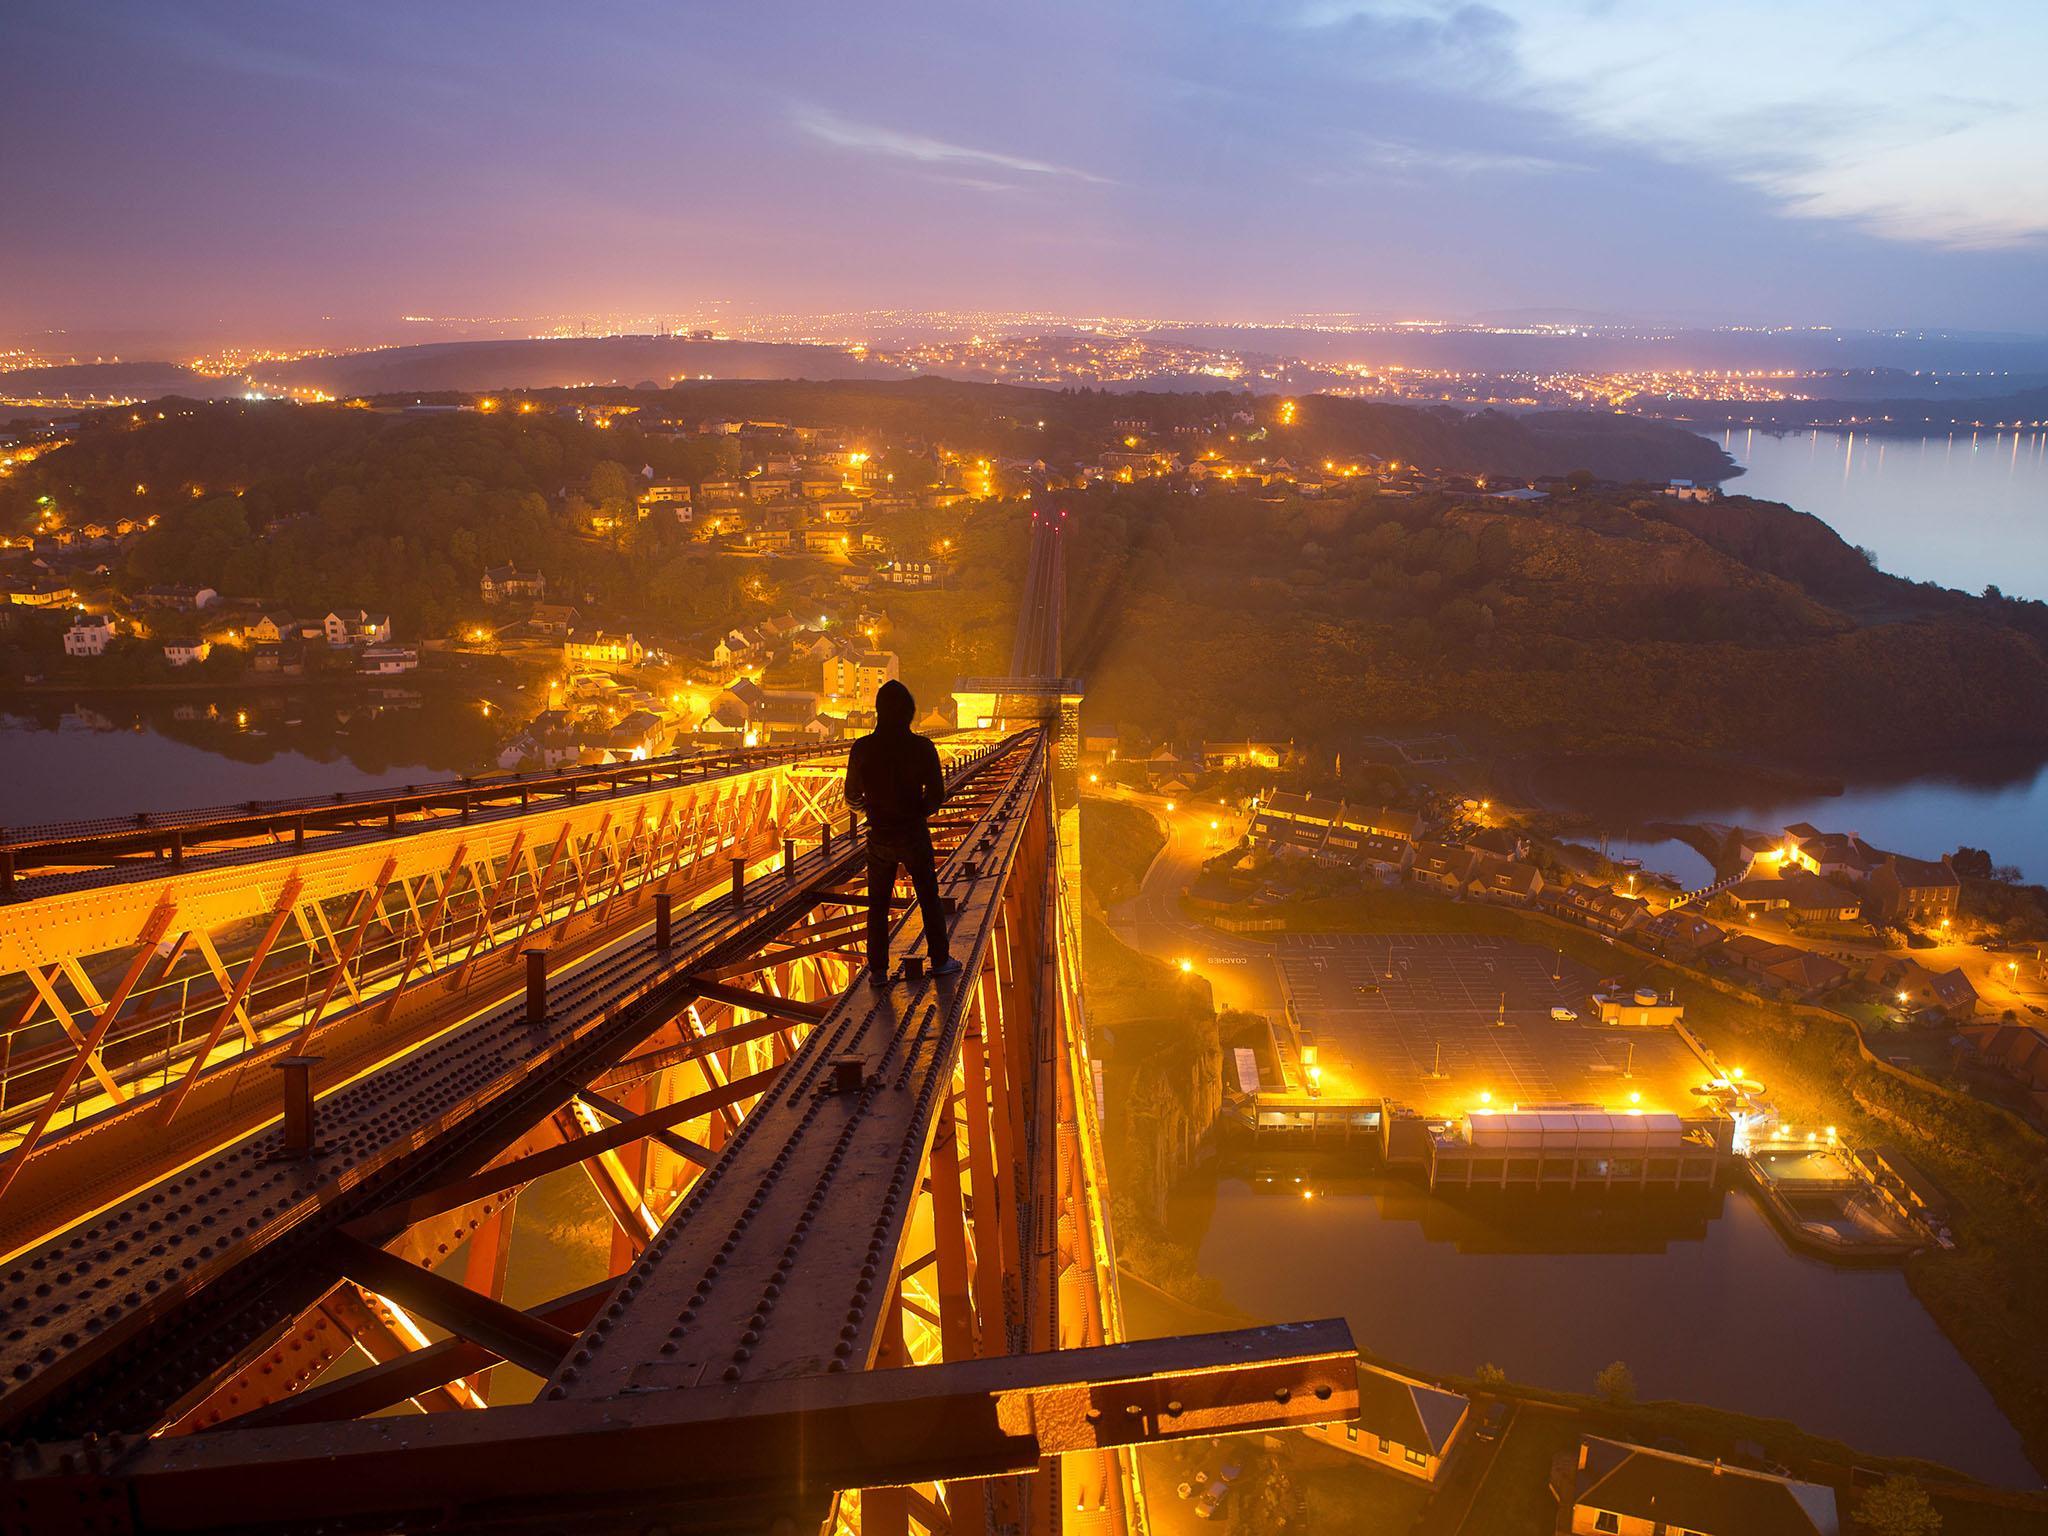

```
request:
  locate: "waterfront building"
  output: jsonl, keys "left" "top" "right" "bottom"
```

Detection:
{"left": 161, "top": 639, "right": 211, "bottom": 667}
{"left": 1304, "top": 1366, "right": 1469, "bottom": 1482}
{"left": 1428, "top": 1107, "right": 1728, "bottom": 1193}
{"left": 1865, "top": 855, "right": 1962, "bottom": 927}
{"left": 62, "top": 613, "right": 114, "bottom": 656}
{"left": 1567, "top": 1436, "right": 1840, "bottom": 1535}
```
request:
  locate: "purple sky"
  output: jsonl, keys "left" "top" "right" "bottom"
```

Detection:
{"left": 5, "top": 2, "right": 2045, "bottom": 347}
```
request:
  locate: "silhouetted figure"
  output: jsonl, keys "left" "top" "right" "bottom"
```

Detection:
{"left": 844, "top": 680, "right": 958, "bottom": 981}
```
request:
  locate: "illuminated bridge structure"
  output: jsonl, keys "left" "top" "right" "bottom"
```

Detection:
{"left": 0, "top": 535, "right": 1354, "bottom": 1536}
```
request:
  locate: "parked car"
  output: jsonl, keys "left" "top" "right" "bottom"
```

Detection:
{"left": 1550, "top": 1006, "right": 1578, "bottom": 1021}
{"left": 1194, "top": 1481, "right": 1231, "bottom": 1520}
{"left": 1474, "top": 1402, "right": 1510, "bottom": 1442}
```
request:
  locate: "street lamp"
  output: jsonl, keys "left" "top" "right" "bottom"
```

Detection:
{"left": 1177, "top": 957, "right": 1193, "bottom": 974}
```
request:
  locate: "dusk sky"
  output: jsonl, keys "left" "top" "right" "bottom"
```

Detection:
{"left": 5, "top": 1, "right": 2046, "bottom": 344}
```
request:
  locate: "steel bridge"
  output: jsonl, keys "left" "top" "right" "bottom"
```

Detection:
{"left": 0, "top": 523, "right": 1353, "bottom": 1534}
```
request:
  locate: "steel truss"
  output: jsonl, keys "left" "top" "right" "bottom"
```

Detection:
{"left": 0, "top": 741, "right": 892, "bottom": 1250}
{"left": 0, "top": 731, "right": 1357, "bottom": 1535}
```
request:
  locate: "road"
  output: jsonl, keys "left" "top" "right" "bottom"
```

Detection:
{"left": 1097, "top": 787, "right": 1287, "bottom": 1011}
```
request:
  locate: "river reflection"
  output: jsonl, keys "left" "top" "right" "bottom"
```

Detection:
{"left": 1167, "top": 1166, "right": 2038, "bottom": 1486}
{"left": 0, "top": 687, "right": 503, "bottom": 828}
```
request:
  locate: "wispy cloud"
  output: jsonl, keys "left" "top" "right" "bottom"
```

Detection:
{"left": 1357, "top": 135, "right": 1583, "bottom": 177}
{"left": 1290, "top": 0, "right": 2048, "bottom": 249}
{"left": 791, "top": 105, "right": 1111, "bottom": 185}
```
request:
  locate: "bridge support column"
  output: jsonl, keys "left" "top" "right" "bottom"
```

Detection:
{"left": 653, "top": 892, "right": 673, "bottom": 952}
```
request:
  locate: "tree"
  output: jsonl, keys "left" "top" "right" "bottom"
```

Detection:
{"left": 1593, "top": 1360, "right": 1636, "bottom": 1407}
{"left": 1951, "top": 847, "right": 1993, "bottom": 881}
{"left": 1856, "top": 1475, "right": 1942, "bottom": 1536}
{"left": 1475, "top": 1362, "right": 1507, "bottom": 1386}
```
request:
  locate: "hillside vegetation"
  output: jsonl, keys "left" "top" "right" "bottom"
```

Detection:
{"left": 8, "top": 395, "right": 2045, "bottom": 776}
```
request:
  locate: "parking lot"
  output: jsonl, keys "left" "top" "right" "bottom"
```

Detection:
{"left": 1278, "top": 933, "right": 1709, "bottom": 1117}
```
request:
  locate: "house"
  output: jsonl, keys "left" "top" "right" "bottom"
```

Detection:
{"left": 480, "top": 565, "right": 545, "bottom": 604}
{"left": 1865, "top": 855, "right": 1961, "bottom": 928}
{"left": 878, "top": 560, "right": 938, "bottom": 587}
{"left": 161, "top": 639, "right": 211, "bottom": 668}
{"left": 1881, "top": 959, "right": 1978, "bottom": 1019}
{"left": 247, "top": 610, "right": 296, "bottom": 644}
{"left": 1321, "top": 827, "right": 1414, "bottom": 879}
{"left": 698, "top": 478, "right": 747, "bottom": 505}
{"left": 563, "top": 629, "right": 644, "bottom": 668}
{"left": 699, "top": 679, "right": 826, "bottom": 744}
{"left": 1303, "top": 1366, "right": 1468, "bottom": 1483}
{"left": 63, "top": 614, "right": 115, "bottom": 657}
{"left": 1635, "top": 909, "right": 1726, "bottom": 960}
{"left": 529, "top": 603, "right": 581, "bottom": 637}
{"left": 714, "top": 628, "right": 764, "bottom": 668}
{"left": 1567, "top": 1435, "right": 1839, "bottom": 1535}
{"left": 1410, "top": 841, "right": 1476, "bottom": 894}
{"left": 637, "top": 482, "right": 694, "bottom": 522}
{"left": 1462, "top": 853, "right": 1544, "bottom": 906}
{"left": 358, "top": 644, "right": 419, "bottom": 675}
{"left": 1782, "top": 824, "right": 1884, "bottom": 885}
{"left": 136, "top": 583, "right": 219, "bottom": 611}
{"left": 1767, "top": 948, "right": 1851, "bottom": 996}
{"left": 250, "top": 641, "right": 303, "bottom": 676}
{"left": 1254, "top": 793, "right": 1420, "bottom": 852}
{"left": 1547, "top": 883, "right": 1647, "bottom": 937}
{"left": 822, "top": 650, "right": 899, "bottom": 706}
{"left": 1201, "top": 740, "right": 1288, "bottom": 772}
{"left": 604, "top": 709, "right": 668, "bottom": 761}
{"left": 1465, "top": 826, "right": 1528, "bottom": 861}
{"left": 1717, "top": 869, "right": 1863, "bottom": 925}
{"left": 323, "top": 609, "right": 391, "bottom": 647}
{"left": 1958, "top": 1023, "right": 2048, "bottom": 1117}
{"left": 4, "top": 579, "right": 76, "bottom": 607}
{"left": 1719, "top": 934, "right": 1850, "bottom": 997}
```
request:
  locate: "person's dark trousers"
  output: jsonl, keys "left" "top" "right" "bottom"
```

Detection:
{"left": 865, "top": 824, "right": 949, "bottom": 977}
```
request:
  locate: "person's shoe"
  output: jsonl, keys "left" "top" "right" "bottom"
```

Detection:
{"left": 867, "top": 965, "right": 892, "bottom": 986}
{"left": 930, "top": 955, "right": 964, "bottom": 977}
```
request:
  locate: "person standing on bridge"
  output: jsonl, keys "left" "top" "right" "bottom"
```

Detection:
{"left": 844, "top": 680, "right": 962, "bottom": 982}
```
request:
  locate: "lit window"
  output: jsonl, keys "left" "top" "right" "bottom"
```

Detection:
{"left": 1377, "top": 1436, "right": 1390, "bottom": 1454}
{"left": 1404, "top": 1447, "right": 1428, "bottom": 1467}
{"left": 1344, "top": 1426, "right": 1357, "bottom": 1443}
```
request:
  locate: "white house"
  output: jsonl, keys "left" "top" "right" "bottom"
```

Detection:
{"left": 161, "top": 639, "right": 211, "bottom": 668}
{"left": 63, "top": 614, "right": 115, "bottom": 657}
{"left": 359, "top": 644, "right": 419, "bottom": 674}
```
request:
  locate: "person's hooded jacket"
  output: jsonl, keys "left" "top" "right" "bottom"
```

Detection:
{"left": 844, "top": 679, "right": 946, "bottom": 834}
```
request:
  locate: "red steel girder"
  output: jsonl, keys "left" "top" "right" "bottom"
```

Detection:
{"left": 0, "top": 1321, "right": 1359, "bottom": 1536}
